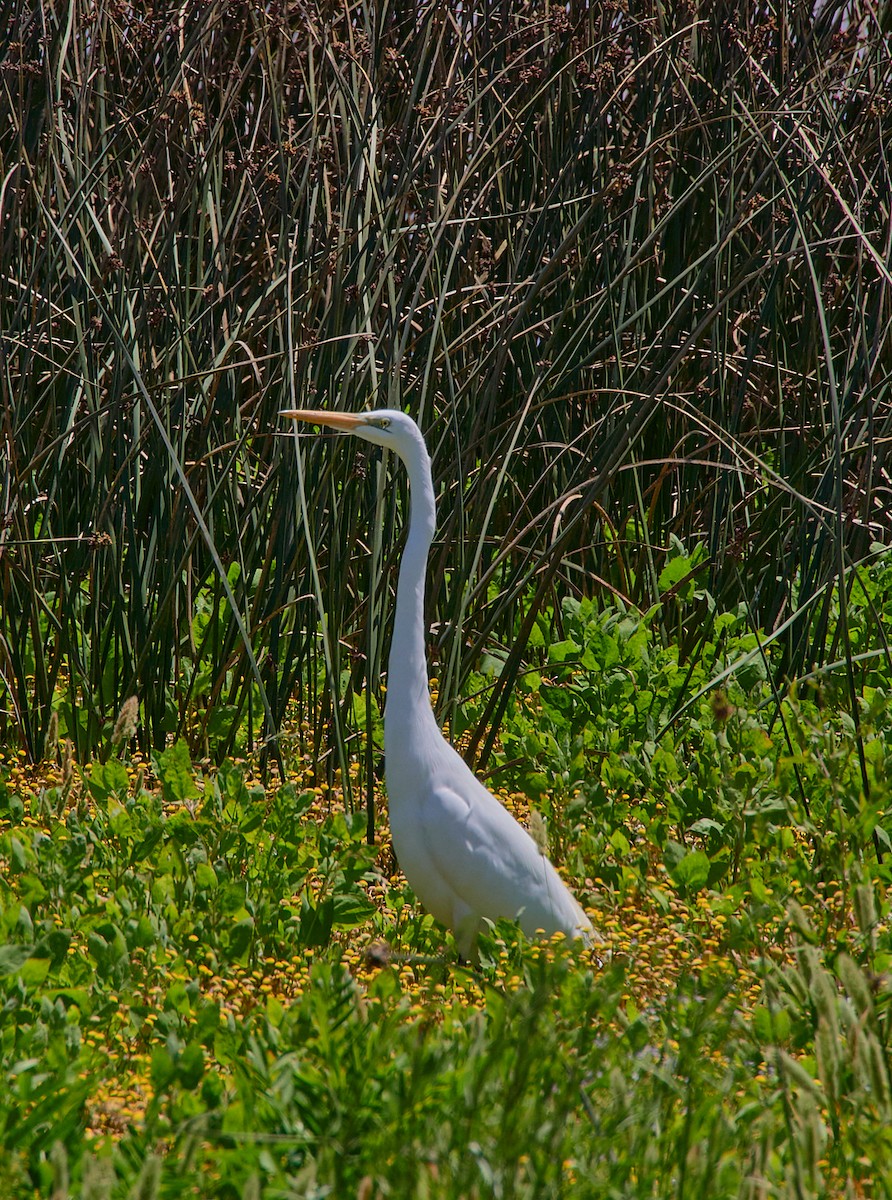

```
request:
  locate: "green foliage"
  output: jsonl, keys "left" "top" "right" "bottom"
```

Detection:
{"left": 3, "top": 578, "right": 892, "bottom": 1195}
{"left": 480, "top": 578, "right": 892, "bottom": 906}
{"left": 0, "top": 753, "right": 380, "bottom": 1191}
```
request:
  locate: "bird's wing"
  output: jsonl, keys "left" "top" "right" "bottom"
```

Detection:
{"left": 418, "top": 771, "right": 565, "bottom": 931}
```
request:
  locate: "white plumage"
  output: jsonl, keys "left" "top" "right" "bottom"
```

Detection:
{"left": 284, "top": 407, "right": 594, "bottom": 960}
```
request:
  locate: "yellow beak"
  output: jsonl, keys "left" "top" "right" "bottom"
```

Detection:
{"left": 280, "top": 409, "right": 364, "bottom": 432}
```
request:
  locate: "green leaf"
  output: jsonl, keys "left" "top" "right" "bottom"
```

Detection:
{"left": 20, "top": 956, "right": 51, "bottom": 986}
{"left": 689, "top": 817, "right": 725, "bottom": 839}
{"left": 609, "top": 830, "right": 630, "bottom": 856}
{"left": 166, "top": 980, "right": 191, "bottom": 1015}
{"left": 195, "top": 862, "right": 218, "bottom": 891}
{"left": 87, "top": 758, "right": 130, "bottom": 801}
{"left": 669, "top": 850, "right": 710, "bottom": 892}
{"left": 299, "top": 897, "right": 334, "bottom": 949}
{"left": 9, "top": 837, "right": 28, "bottom": 872}
{"left": 196, "top": 1001, "right": 221, "bottom": 1042}
{"left": 265, "top": 995, "right": 285, "bottom": 1027}
{"left": 207, "top": 704, "right": 240, "bottom": 743}
{"left": 201, "top": 1070, "right": 225, "bottom": 1109}
{"left": 46, "top": 987, "right": 93, "bottom": 1016}
{"left": 177, "top": 1041, "right": 205, "bottom": 1090}
{"left": 753, "top": 1005, "right": 791, "bottom": 1043}
{"left": 0, "top": 944, "right": 33, "bottom": 977}
{"left": 217, "top": 758, "right": 248, "bottom": 804}
{"left": 331, "top": 892, "right": 376, "bottom": 927}
{"left": 131, "top": 827, "right": 164, "bottom": 865}
{"left": 658, "top": 555, "right": 694, "bottom": 594}
{"left": 548, "top": 639, "right": 581, "bottom": 664}
{"left": 151, "top": 1046, "right": 176, "bottom": 1090}
{"left": 226, "top": 916, "right": 255, "bottom": 960}
{"left": 154, "top": 740, "right": 199, "bottom": 805}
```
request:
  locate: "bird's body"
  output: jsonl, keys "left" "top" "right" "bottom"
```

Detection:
{"left": 284, "top": 407, "right": 593, "bottom": 959}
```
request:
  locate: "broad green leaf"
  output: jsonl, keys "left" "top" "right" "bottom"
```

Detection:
{"left": 658, "top": 555, "right": 694, "bottom": 595}
{"left": 0, "top": 944, "right": 32, "bottom": 977}
{"left": 331, "top": 892, "right": 376, "bottom": 927}
{"left": 87, "top": 759, "right": 130, "bottom": 801}
{"left": 155, "top": 740, "right": 199, "bottom": 804}
{"left": 670, "top": 850, "right": 710, "bottom": 892}
{"left": 177, "top": 1042, "right": 205, "bottom": 1090}
{"left": 548, "top": 639, "right": 581, "bottom": 664}
{"left": 151, "top": 1046, "right": 176, "bottom": 1090}
{"left": 20, "top": 956, "right": 51, "bottom": 987}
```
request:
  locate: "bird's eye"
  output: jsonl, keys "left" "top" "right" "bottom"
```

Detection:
{"left": 372, "top": 417, "right": 391, "bottom": 430}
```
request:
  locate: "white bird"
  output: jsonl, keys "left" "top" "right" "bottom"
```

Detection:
{"left": 284, "top": 408, "right": 595, "bottom": 960}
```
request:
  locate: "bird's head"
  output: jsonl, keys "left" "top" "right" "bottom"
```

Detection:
{"left": 281, "top": 407, "right": 423, "bottom": 454}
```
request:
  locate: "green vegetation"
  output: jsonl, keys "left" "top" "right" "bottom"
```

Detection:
{"left": 2, "top": 579, "right": 892, "bottom": 1196}
{"left": 2, "top": 0, "right": 892, "bottom": 1195}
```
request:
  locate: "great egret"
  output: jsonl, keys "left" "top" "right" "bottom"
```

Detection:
{"left": 284, "top": 408, "right": 594, "bottom": 959}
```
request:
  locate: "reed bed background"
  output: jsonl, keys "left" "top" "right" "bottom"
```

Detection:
{"left": 2, "top": 0, "right": 890, "bottom": 798}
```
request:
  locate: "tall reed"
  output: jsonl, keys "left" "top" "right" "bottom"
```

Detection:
{"left": 1, "top": 1, "right": 889, "bottom": 797}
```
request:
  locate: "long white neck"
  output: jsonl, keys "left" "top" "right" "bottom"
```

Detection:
{"left": 384, "top": 427, "right": 440, "bottom": 750}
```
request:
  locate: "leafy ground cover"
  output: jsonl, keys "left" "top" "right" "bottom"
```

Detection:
{"left": 2, "top": 586, "right": 891, "bottom": 1198}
